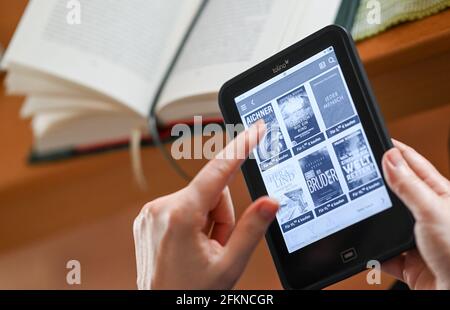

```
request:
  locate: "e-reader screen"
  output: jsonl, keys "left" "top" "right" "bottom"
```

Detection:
{"left": 234, "top": 47, "right": 393, "bottom": 253}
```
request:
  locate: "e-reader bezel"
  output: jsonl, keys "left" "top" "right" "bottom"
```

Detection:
{"left": 218, "top": 25, "right": 414, "bottom": 289}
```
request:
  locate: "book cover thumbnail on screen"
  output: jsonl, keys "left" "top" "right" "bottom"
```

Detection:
{"left": 299, "top": 147, "right": 343, "bottom": 207}
{"left": 277, "top": 85, "right": 321, "bottom": 145}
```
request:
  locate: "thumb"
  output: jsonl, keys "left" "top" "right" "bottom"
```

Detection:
{"left": 382, "top": 148, "right": 440, "bottom": 221}
{"left": 222, "top": 197, "right": 278, "bottom": 279}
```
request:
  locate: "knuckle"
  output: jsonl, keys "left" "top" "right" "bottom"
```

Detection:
{"left": 415, "top": 202, "right": 437, "bottom": 221}
{"left": 136, "top": 183, "right": 211, "bottom": 233}
{"left": 390, "top": 174, "right": 412, "bottom": 198}
{"left": 165, "top": 206, "right": 204, "bottom": 235}
{"left": 166, "top": 206, "right": 187, "bottom": 228}
{"left": 147, "top": 202, "right": 160, "bottom": 217}
{"left": 392, "top": 178, "right": 408, "bottom": 197}
{"left": 140, "top": 198, "right": 165, "bottom": 218}
{"left": 148, "top": 204, "right": 162, "bottom": 218}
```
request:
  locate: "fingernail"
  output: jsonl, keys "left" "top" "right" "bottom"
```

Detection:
{"left": 259, "top": 201, "right": 278, "bottom": 221}
{"left": 387, "top": 148, "right": 405, "bottom": 168}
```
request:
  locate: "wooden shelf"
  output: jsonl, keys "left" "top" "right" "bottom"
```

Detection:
{"left": 358, "top": 9, "right": 450, "bottom": 74}
{"left": 357, "top": 9, "right": 450, "bottom": 120}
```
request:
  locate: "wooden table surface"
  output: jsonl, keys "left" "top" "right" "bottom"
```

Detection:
{"left": 0, "top": 1, "right": 449, "bottom": 289}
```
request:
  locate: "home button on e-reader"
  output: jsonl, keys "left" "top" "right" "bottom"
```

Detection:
{"left": 340, "top": 248, "right": 357, "bottom": 263}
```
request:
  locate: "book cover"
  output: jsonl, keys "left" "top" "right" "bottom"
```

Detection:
{"left": 310, "top": 68, "right": 354, "bottom": 128}
{"left": 277, "top": 85, "right": 321, "bottom": 145}
{"left": 299, "top": 147, "right": 343, "bottom": 207}
{"left": 278, "top": 187, "right": 310, "bottom": 220}
{"left": 333, "top": 129, "right": 378, "bottom": 190}
{"left": 244, "top": 103, "right": 288, "bottom": 163}
{"left": 264, "top": 162, "right": 314, "bottom": 232}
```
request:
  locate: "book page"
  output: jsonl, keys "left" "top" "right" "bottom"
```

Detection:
{"left": 32, "top": 110, "right": 145, "bottom": 153}
{"left": 280, "top": 0, "right": 342, "bottom": 50}
{"left": 156, "top": 0, "right": 342, "bottom": 122}
{"left": 2, "top": 0, "right": 202, "bottom": 117}
{"left": 157, "top": 0, "right": 296, "bottom": 113}
{"left": 5, "top": 67, "right": 110, "bottom": 98}
{"left": 20, "top": 96, "right": 129, "bottom": 119}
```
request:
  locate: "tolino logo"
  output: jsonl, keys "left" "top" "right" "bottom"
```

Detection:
{"left": 272, "top": 59, "right": 289, "bottom": 74}
{"left": 66, "top": 0, "right": 81, "bottom": 25}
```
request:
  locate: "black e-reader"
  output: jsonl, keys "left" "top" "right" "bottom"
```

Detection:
{"left": 219, "top": 25, "right": 414, "bottom": 289}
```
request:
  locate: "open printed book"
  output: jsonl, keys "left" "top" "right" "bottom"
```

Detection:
{"left": 1, "top": 0, "right": 353, "bottom": 159}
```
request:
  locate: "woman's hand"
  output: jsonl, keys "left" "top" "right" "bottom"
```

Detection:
{"left": 382, "top": 140, "right": 450, "bottom": 290}
{"left": 133, "top": 122, "right": 279, "bottom": 289}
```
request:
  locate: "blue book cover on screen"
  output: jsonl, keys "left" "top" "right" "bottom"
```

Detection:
{"left": 299, "top": 147, "right": 343, "bottom": 207}
{"left": 310, "top": 68, "right": 354, "bottom": 128}
{"left": 244, "top": 103, "right": 288, "bottom": 163}
{"left": 333, "top": 130, "right": 378, "bottom": 190}
{"left": 277, "top": 86, "right": 321, "bottom": 145}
